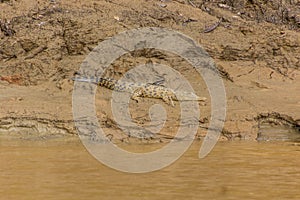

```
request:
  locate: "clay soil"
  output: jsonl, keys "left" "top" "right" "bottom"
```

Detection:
{"left": 0, "top": 0, "right": 299, "bottom": 142}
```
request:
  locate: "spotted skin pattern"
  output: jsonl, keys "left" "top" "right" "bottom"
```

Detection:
{"left": 73, "top": 77, "right": 207, "bottom": 106}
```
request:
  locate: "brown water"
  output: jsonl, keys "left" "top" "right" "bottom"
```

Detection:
{"left": 1, "top": 138, "right": 300, "bottom": 200}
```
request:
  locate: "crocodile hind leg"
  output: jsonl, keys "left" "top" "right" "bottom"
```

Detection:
{"left": 162, "top": 94, "right": 175, "bottom": 107}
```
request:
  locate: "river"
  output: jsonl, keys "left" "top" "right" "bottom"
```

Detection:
{"left": 1, "top": 138, "right": 300, "bottom": 200}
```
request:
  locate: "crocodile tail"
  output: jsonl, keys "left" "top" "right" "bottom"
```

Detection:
{"left": 71, "top": 77, "right": 101, "bottom": 84}
{"left": 195, "top": 96, "right": 207, "bottom": 101}
{"left": 175, "top": 92, "right": 207, "bottom": 101}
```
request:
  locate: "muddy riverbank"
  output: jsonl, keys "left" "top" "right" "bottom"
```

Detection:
{"left": 0, "top": 0, "right": 299, "bottom": 142}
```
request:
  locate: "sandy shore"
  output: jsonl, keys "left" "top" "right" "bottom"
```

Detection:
{"left": 0, "top": 0, "right": 299, "bottom": 142}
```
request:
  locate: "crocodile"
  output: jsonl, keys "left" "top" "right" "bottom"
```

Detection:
{"left": 72, "top": 76, "right": 207, "bottom": 106}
